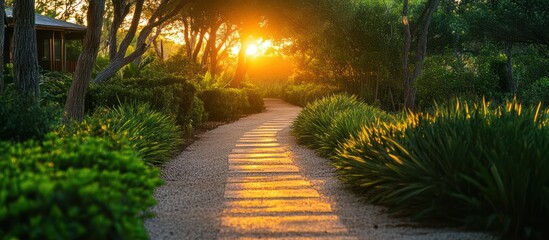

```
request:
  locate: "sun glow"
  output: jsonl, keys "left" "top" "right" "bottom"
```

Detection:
{"left": 231, "top": 39, "right": 273, "bottom": 57}
{"left": 246, "top": 44, "right": 259, "bottom": 56}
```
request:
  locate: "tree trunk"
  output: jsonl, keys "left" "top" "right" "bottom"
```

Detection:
{"left": 504, "top": 43, "right": 515, "bottom": 94}
{"left": 0, "top": 0, "right": 5, "bottom": 93}
{"left": 64, "top": 0, "right": 105, "bottom": 120}
{"left": 93, "top": 0, "right": 189, "bottom": 83}
{"left": 13, "top": 0, "right": 39, "bottom": 101}
{"left": 403, "top": 0, "right": 440, "bottom": 110}
{"left": 231, "top": 37, "right": 249, "bottom": 88}
{"left": 402, "top": 0, "right": 412, "bottom": 109}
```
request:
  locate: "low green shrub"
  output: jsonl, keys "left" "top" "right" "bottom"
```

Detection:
{"left": 316, "top": 104, "right": 393, "bottom": 158}
{"left": 200, "top": 88, "right": 249, "bottom": 121}
{"left": 333, "top": 100, "right": 549, "bottom": 239}
{"left": 0, "top": 91, "right": 61, "bottom": 141}
{"left": 59, "top": 103, "right": 183, "bottom": 166}
{"left": 283, "top": 83, "right": 338, "bottom": 106}
{"left": 244, "top": 88, "right": 265, "bottom": 114}
{"left": 291, "top": 94, "right": 364, "bottom": 149}
{"left": 87, "top": 76, "right": 202, "bottom": 132}
{"left": 0, "top": 135, "right": 162, "bottom": 239}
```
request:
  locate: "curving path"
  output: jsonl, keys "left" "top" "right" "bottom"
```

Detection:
{"left": 145, "top": 99, "right": 492, "bottom": 240}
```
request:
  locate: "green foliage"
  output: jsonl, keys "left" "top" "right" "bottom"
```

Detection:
{"left": 39, "top": 71, "right": 73, "bottom": 106}
{"left": 0, "top": 90, "right": 61, "bottom": 141}
{"left": 291, "top": 94, "right": 363, "bottom": 149}
{"left": 199, "top": 88, "right": 249, "bottom": 121}
{"left": 328, "top": 99, "right": 549, "bottom": 239}
{"left": 317, "top": 104, "right": 393, "bottom": 158}
{"left": 522, "top": 77, "right": 549, "bottom": 107}
{"left": 59, "top": 103, "right": 183, "bottom": 166}
{"left": 0, "top": 135, "right": 162, "bottom": 239}
{"left": 283, "top": 83, "right": 339, "bottom": 107}
{"left": 88, "top": 76, "right": 202, "bottom": 133}
{"left": 244, "top": 88, "right": 265, "bottom": 114}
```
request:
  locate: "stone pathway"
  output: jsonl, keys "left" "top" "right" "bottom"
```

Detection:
{"left": 219, "top": 119, "right": 356, "bottom": 239}
{"left": 145, "top": 98, "right": 493, "bottom": 240}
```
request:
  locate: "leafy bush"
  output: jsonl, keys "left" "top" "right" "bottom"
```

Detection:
{"left": 189, "top": 96, "right": 208, "bottom": 126}
{"left": 0, "top": 135, "right": 162, "bottom": 239}
{"left": 88, "top": 76, "right": 202, "bottom": 132}
{"left": 332, "top": 100, "right": 549, "bottom": 239}
{"left": 59, "top": 103, "right": 183, "bottom": 166}
{"left": 316, "top": 104, "right": 393, "bottom": 158}
{"left": 0, "top": 91, "right": 61, "bottom": 141}
{"left": 521, "top": 77, "right": 549, "bottom": 106}
{"left": 291, "top": 94, "right": 364, "bottom": 149}
{"left": 283, "top": 83, "right": 339, "bottom": 106}
{"left": 200, "top": 88, "right": 249, "bottom": 121}
{"left": 244, "top": 88, "right": 265, "bottom": 114}
{"left": 40, "top": 71, "right": 73, "bottom": 106}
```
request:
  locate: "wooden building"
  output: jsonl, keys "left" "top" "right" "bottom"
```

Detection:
{"left": 4, "top": 8, "right": 86, "bottom": 72}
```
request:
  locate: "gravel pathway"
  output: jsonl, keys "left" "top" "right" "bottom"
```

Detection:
{"left": 145, "top": 99, "right": 494, "bottom": 240}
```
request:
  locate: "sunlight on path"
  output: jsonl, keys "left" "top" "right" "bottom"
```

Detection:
{"left": 219, "top": 119, "right": 357, "bottom": 240}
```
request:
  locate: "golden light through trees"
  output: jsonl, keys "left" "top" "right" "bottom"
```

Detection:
{"left": 231, "top": 39, "right": 274, "bottom": 57}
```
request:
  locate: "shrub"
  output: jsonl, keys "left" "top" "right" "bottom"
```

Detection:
{"left": 291, "top": 94, "right": 364, "bottom": 149}
{"left": 40, "top": 71, "right": 73, "bottom": 106}
{"left": 200, "top": 88, "right": 249, "bottom": 121}
{"left": 189, "top": 96, "right": 208, "bottom": 126}
{"left": 0, "top": 91, "right": 61, "bottom": 141}
{"left": 0, "top": 135, "right": 162, "bottom": 239}
{"left": 59, "top": 103, "right": 183, "bottom": 166}
{"left": 87, "top": 76, "right": 201, "bottom": 131}
{"left": 244, "top": 88, "right": 265, "bottom": 114}
{"left": 521, "top": 77, "right": 549, "bottom": 107}
{"left": 334, "top": 100, "right": 549, "bottom": 239}
{"left": 283, "top": 83, "right": 339, "bottom": 106}
{"left": 316, "top": 104, "right": 393, "bottom": 158}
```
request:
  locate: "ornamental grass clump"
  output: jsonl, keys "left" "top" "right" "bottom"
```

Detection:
{"left": 291, "top": 94, "right": 364, "bottom": 149}
{"left": 60, "top": 103, "right": 183, "bottom": 166}
{"left": 316, "top": 104, "right": 393, "bottom": 158}
{"left": 335, "top": 99, "right": 549, "bottom": 239}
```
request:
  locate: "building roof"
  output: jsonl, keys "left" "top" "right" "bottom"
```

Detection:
{"left": 5, "top": 8, "right": 86, "bottom": 32}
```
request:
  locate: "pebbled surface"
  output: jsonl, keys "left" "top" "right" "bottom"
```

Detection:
{"left": 145, "top": 98, "right": 494, "bottom": 240}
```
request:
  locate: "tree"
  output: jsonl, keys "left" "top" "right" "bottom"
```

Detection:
{"left": 64, "top": 0, "right": 105, "bottom": 120}
{"left": 92, "top": 0, "right": 190, "bottom": 83}
{"left": 13, "top": 0, "right": 39, "bottom": 101}
{"left": 402, "top": 0, "right": 440, "bottom": 110}
{"left": 0, "top": 0, "right": 5, "bottom": 93}
{"left": 465, "top": 0, "right": 549, "bottom": 94}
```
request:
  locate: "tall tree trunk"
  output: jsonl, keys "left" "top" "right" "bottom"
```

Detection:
{"left": 231, "top": 37, "right": 249, "bottom": 88}
{"left": 504, "top": 43, "right": 515, "bottom": 94}
{"left": 0, "top": 0, "right": 5, "bottom": 93}
{"left": 64, "top": 0, "right": 105, "bottom": 120}
{"left": 402, "top": 0, "right": 411, "bottom": 109}
{"left": 402, "top": 0, "right": 439, "bottom": 110}
{"left": 13, "top": 0, "right": 39, "bottom": 101}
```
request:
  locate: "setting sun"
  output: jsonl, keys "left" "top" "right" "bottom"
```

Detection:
{"left": 246, "top": 44, "right": 259, "bottom": 56}
{"left": 231, "top": 39, "right": 274, "bottom": 57}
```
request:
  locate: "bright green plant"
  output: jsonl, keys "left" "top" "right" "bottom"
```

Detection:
{"left": 291, "top": 94, "right": 364, "bottom": 149}
{"left": 0, "top": 135, "right": 162, "bottom": 239}
{"left": 60, "top": 103, "right": 183, "bottom": 166}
